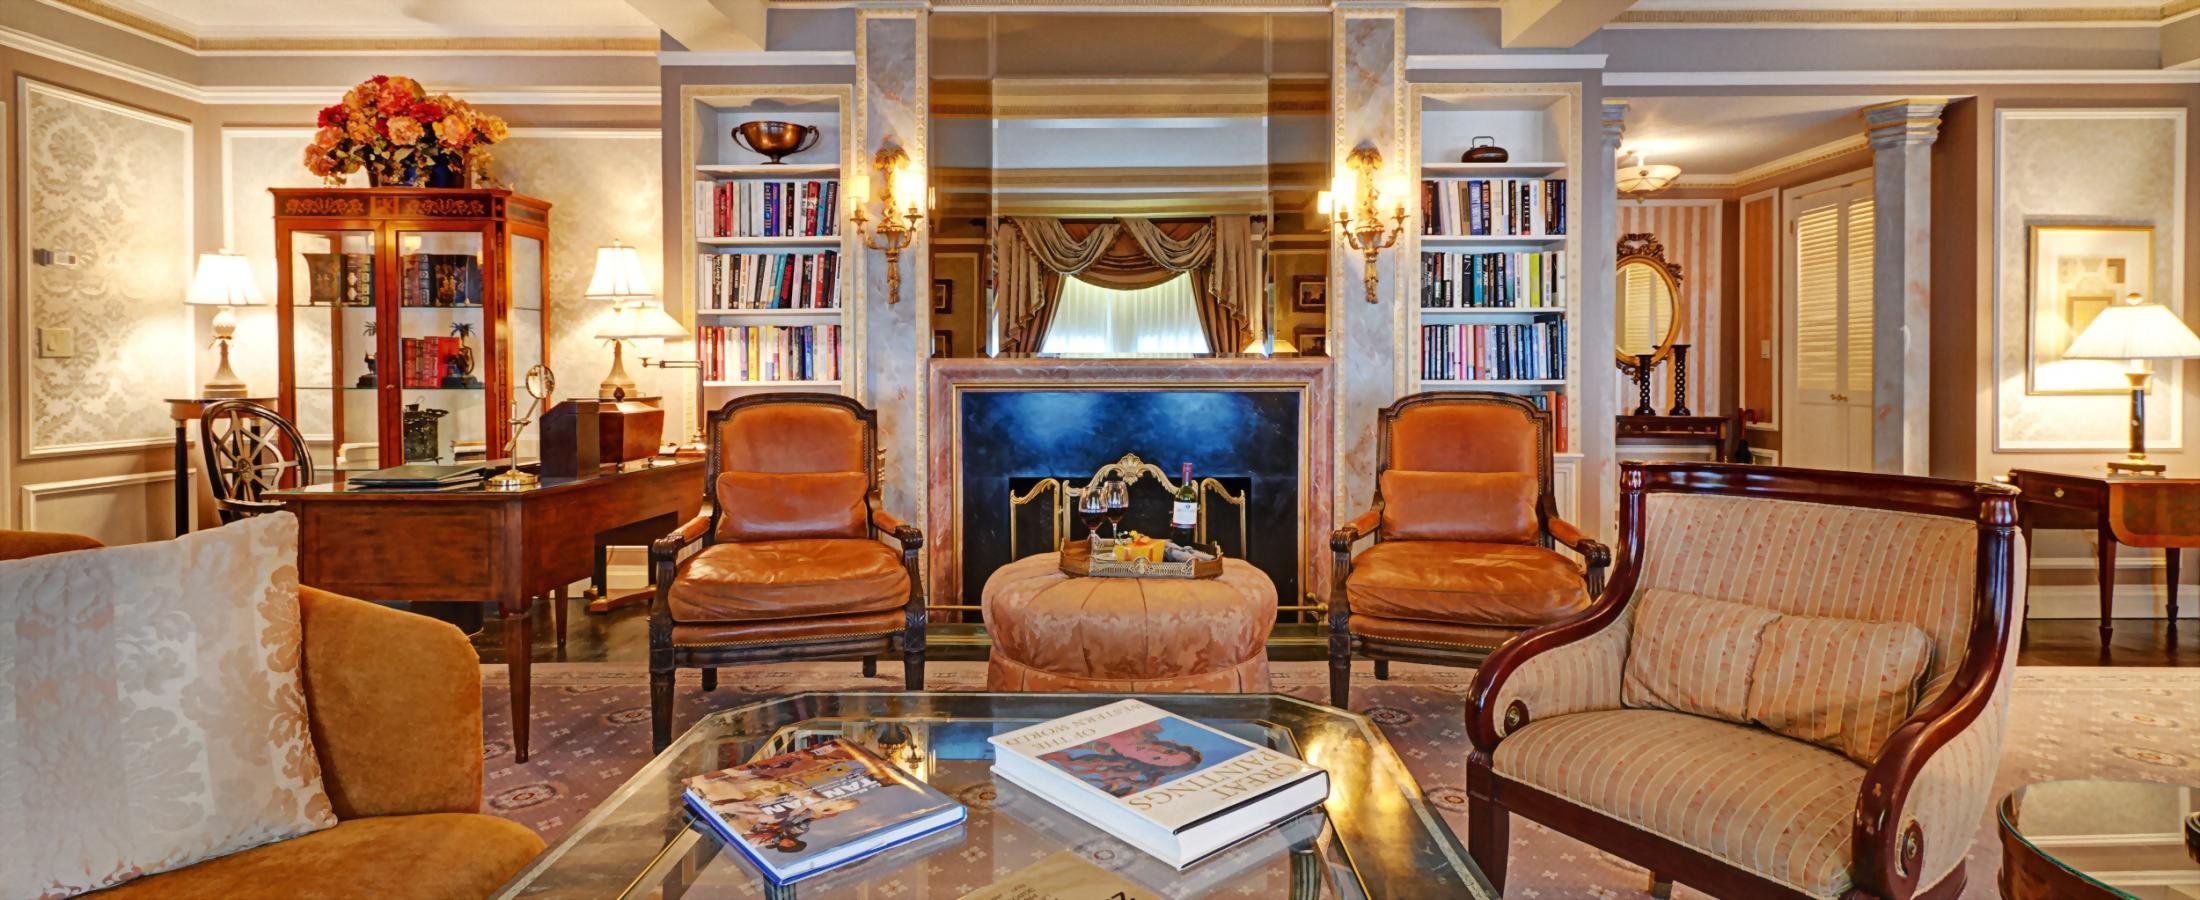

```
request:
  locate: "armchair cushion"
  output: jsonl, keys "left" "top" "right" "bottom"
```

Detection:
{"left": 1494, "top": 709, "right": 1862, "bottom": 898}
{"left": 1378, "top": 470, "right": 1538, "bottom": 544}
{"left": 1747, "top": 615, "right": 1933, "bottom": 764}
{"left": 90, "top": 812, "right": 544, "bottom": 900}
{"left": 714, "top": 471, "right": 868, "bottom": 542}
{"left": 1346, "top": 540, "right": 1588, "bottom": 628}
{"left": 669, "top": 539, "right": 908, "bottom": 623}
{"left": 1621, "top": 589, "right": 1781, "bottom": 722}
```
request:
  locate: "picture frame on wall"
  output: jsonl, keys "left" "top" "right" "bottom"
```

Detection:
{"left": 1294, "top": 326, "right": 1327, "bottom": 357}
{"left": 2027, "top": 224, "right": 2153, "bottom": 395}
{"left": 1292, "top": 276, "right": 1326, "bottom": 313}
{"left": 932, "top": 330, "right": 952, "bottom": 358}
{"left": 933, "top": 279, "right": 952, "bottom": 314}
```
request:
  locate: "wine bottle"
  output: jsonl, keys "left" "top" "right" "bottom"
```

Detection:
{"left": 1170, "top": 462, "right": 1199, "bottom": 547}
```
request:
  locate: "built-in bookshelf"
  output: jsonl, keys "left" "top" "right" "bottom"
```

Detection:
{"left": 1407, "top": 86, "right": 1582, "bottom": 515}
{"left": 680, "top": 87, "right": 856, "bottom": 402}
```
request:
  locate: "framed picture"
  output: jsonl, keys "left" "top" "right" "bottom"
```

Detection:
{"left": 932, "top": 330, "right": 952, "bottom": 358}
{"left": 932, "top": 279, "right": 952, "bottom": 314}
{"left": 2027, "top": 224, "right": 2153, "bottom": 395}
{"left": 1292, "top": 276, "right": 1326, "bottom": 313}
{"left": 1293, "top": 326, "right": 1327, "bottom": 357}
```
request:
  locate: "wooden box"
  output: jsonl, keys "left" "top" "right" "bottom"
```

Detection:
{"left": 599, "top": 399, "right": 665, "bottom": 464}
{"left": 539, "top": 400, "right": 602, "bottom": 477}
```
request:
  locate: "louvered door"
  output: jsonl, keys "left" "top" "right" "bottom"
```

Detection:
{"left": 1783, "top": 176, "right": 1874, "bottom": 471}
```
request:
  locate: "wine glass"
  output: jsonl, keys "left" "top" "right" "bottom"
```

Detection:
{"left": 1076, "top": 489, "right": 1106, "bottom": 544}
{"left": 1101, "top": 479, "right": 1129, "bottom": 539}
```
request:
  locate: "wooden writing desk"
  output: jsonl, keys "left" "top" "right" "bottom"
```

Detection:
{"left": 2008, "top": 468, "right": 2200, "bottom": 644}
{"left": 276, "top": 459, "right": 703, "bottom": 760}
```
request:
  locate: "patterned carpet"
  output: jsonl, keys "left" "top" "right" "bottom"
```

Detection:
{"left": 480, "top": 663, "right": 2200, "bottom": 898}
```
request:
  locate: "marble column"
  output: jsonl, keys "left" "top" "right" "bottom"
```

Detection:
{"left": 1863, "top": 98, "right": 1945, "bottom": 477}
{"left": 1330, "top": 8, "right": 1406, "bottom": 520}
{"left": 859, "top": 10, "right": 930, "bottom": 526}
{"left": 1587, "top": 99, "right": 1626, "bottom": 541}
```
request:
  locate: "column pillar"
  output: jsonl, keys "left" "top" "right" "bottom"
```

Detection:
{"left": 1588, "top": 99, "right": 1625, "bottom": 540}
{"left": 1330, "top": 7, "right": 1406, "bottom": 525}
{"left": 858, "top": 10, "right": 930, "bottom": 524}
{"left": 1862, "top": 98, "right": 1945, "bottom": 476}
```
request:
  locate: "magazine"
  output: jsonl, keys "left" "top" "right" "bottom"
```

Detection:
{"left": 682, "top": 738, "right": 966, "bottom": 885}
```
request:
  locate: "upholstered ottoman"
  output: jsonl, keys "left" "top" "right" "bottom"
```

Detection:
{"left": 981, "top": 551, "right": 1277, "bottom": 692}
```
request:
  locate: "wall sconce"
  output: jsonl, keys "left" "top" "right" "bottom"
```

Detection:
{"left": 848, "top": 144, "right": 926, "bottom": 304}
{"left": 1317, "top": 145, "right": 1408, "bottom": 304}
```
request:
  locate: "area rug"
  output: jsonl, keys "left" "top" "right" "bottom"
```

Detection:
{"left": 480, "top": 663, "right": 2200, "bottom": 898}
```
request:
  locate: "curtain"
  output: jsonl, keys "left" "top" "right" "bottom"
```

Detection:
{"left": 993, "top": 215, "right": 1261, "bottom": 355}
{"left": 1039, "top": 275, "right": 1210, "bottom": 355}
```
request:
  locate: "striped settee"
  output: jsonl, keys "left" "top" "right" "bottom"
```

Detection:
{"left": 1464, "top": 462, "right": 2026, "bottom": 899}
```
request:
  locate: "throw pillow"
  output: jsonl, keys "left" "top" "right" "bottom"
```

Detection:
{"left": 1747, "top": 615, "right": 1935, "bottom": 764}
{"left": 1378, "top": 470, "right": 1539, "bottom": 544}
{"left": 715, "top": 470, "right": 870, "bottom": 542}
{"left": 1621, "top": 588, "right": 1782, "bottom": 722}
{"left": 0, "top": 513, "right": 335, "bottom": 897}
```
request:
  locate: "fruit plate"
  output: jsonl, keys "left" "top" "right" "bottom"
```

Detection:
{"left": 1059, "top": 538, "right": 1224, "bottom": 580}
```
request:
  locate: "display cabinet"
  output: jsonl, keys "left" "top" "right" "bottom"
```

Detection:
{"left": 271, "top": 188, "right": 551, "bottom": 475}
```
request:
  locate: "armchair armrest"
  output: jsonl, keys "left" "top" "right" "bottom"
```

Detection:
{"left": 1545, "top": 509, "right": 1611, "bottom": 596}
{"left": 1465, "top": 591, "right": 1634, "bottom": 755}
{"left": 1330, "top": 507, "right": 1381, "bottom": 553}
{"left": 869, "top": 497, "right": 924, "bottom": 550}
{"left": 298, "top": 587, "right": 482, "bottom": 819}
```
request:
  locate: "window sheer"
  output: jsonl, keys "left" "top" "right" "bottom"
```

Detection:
{"left": 1038, "top": 274, "right": 1210, "bottom": 355}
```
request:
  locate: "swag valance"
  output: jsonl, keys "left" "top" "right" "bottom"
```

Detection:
{"left": 993, "top": 215, "right": 1261, "bottom": 354}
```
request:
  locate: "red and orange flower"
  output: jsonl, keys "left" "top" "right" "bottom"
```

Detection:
{"left": 302, "top": 75, "right": 508, "bottom": 186}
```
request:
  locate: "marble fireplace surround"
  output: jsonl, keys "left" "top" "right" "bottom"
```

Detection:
{"left": 926, "top": 357, "right": 1335, "bottom": 609}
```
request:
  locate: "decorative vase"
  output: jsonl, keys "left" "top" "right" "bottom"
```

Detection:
{"left": 426, "top": 163, "right": 469, "bottom": 189}
{"left": 369, "top": 163, "right": 422, "bottom": 188}
{"left": 732, "top": 121, "right": 820, "bottom": 164}
{"left": 1668, "top": 344, "right": 1693, "bottom": 416}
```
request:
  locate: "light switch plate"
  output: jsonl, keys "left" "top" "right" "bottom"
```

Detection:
{"left": 1759, "top": 339, "right": 1773, "bottom": 359}
{"left": 38, "top": 327, "right": 74, "bottom": 358}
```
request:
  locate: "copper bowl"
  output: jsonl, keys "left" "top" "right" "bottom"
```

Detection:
{"left": 732, "top": 120, "right": 820, "bottom": 164}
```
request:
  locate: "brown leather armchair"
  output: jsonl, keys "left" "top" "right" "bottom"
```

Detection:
{"left": 649, "top": 394, "right": 925, "bottom": 751}
{"left": 1328, "top": 392, "right": 1609, "bottom": 708}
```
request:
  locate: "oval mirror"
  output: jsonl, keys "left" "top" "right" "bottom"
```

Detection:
{"left": 1613, "top": 233, "right": 1682, "bottom": 367}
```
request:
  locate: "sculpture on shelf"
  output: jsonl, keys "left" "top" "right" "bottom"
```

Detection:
{"left": 442, "top": 322, "right": 482, "bottom": 389}
{"left": 357, "top": 320, "right": 377, "bottom": 389}
{"left": 732, "top": 121, "right": 820, "bottom": 165}
{"left": 1668, "top": 343, "right": 1692, "bottom": 416}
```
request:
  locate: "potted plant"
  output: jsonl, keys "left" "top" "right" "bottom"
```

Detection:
{"left": 304, "top": 75, "right": 509, "bottom": 187}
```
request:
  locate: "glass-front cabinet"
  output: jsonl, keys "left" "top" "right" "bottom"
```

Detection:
{"left": 271, "top": 188, "right": 551, "bottom": 476}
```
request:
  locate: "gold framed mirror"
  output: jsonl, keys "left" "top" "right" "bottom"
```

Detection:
{"left": 1614, "top": 232, "right": 1682, "bottom": 368}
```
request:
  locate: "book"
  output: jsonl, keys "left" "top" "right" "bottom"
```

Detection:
{"left": 987, "top": 699, "right": 1329, "bottom": 869}
{"left": 682, "top": 738, "right": 966, "bottom": 886}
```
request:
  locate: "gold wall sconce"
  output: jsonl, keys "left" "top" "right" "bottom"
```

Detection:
{"left": 848, "top": 144, "right": 927, "bottom": 304}
{"left": 1318, "top": 145, "right": 1409, "bottom": 304}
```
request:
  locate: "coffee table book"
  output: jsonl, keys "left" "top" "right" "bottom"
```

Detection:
{"left": 680, "top": 738, "right": 966, "bottom": 885}
{"left": 988, "top": 699, "right": 1330, "bottom": 869}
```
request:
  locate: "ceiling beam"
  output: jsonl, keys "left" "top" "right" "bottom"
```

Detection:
{"left": 623, "top": 0, "right": 766, "bottom": 52}
{"left": 1501, "top": 0, "right": 1639, "bottom": 48}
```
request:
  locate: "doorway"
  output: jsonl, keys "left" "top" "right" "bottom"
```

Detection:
{"left": 1781, "top": 170, "right": 1875, "bottom": 471}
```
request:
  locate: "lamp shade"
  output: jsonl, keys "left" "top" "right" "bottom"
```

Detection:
{"left": 2064, "top": 294, "right": 2200, "bottom": 361}
{"left": 594, "top": 302, "right": 689, "bottom": 341}
{"left": 184, "top": 250, "right": 264, "bottom": 306}
{"left": 584, "top": 241, "right": 652, "bottom": 303}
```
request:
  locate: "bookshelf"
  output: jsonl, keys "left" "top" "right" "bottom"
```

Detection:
{"left": 1406, "top": 85, "right": 1583, "bottom": 518}
{"left": 680, "top": 86, "right": 858, "bottom": 422}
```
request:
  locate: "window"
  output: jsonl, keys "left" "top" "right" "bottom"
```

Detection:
{"left": 1039, "top": 274, "right": 1210, "bottom": 355}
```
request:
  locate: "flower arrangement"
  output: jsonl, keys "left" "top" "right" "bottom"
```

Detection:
{"left": 305, "top": 75, "right": 509, "bottom": 186}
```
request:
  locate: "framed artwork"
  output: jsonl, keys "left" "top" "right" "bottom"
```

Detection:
{"left": 2027, "top": 224, "right": 2153, "bottom": 395}
{"left": 933, "top": 279, "right": 952, "bottom": 314}
{"left": 1292, "top": 276, "right": 1326, "bottom": 313}
{"left": 932, "top": 330, "right": 952, "bottom": 358}
{"left": 1293, "top": 326, "right": 1327, "bottom": 357}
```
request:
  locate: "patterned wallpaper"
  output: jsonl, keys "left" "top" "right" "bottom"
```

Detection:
{"left": 21, "top": 81, "right": 192, "bottom": 454}
{"left": 1617, "top": 200, "right": 1721, "bottom": 415}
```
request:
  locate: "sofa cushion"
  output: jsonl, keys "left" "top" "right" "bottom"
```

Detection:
{"left": 90, "top": 813, "right": 545, "bottom": 900}
{"left": 714, "top": 471, "right": 869, "bottom": 543}
{"left": 1748, "top": 615, "right": 1934, "bottom": 764}
{"left": 1494, "top": 709, "right": 1863, "bottom": 898}
{"left": 1622, "top": 589, "right": 1782, "bottom": 722}
{"left": 1345, "top": 540, "right": 1588, "bottom": 628}
{"left": 669, "top": 539, "right": 909, "bottom": 623}
{"left": 1378, "top": 470, "right": 1539, "bottom": 544}
{"left": 0, "top": 513, "right": 336, "bottom": 897}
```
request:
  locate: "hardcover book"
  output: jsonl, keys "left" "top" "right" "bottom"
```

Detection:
{"left": 682, "top": 738, "right": 966, "bottom": 885}
{"left": 987, "top": 699, "right": 1329, "bottom": 869}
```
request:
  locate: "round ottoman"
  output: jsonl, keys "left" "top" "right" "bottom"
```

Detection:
{"left": 981, "top": 551, "right": 1277, "bottom": 692}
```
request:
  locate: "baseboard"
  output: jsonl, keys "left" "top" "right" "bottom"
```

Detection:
{"left": 2026, "top": 583, "right": 2197, "bottom": 619}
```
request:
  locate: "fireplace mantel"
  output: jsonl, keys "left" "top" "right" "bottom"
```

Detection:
{"left": 926, "top": 356, "right": 1335, "bottom": 609}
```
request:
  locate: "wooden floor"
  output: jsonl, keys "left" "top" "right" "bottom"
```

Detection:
{"left": 471, "top": 594, "right": 2200, "bottom": 667}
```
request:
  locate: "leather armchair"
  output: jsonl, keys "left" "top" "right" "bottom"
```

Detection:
{"left": 648, "top": 394, "right": 925, "bottom": 751}
{"left": 1328, "top": 392, "right": 1608, "bottom": 708}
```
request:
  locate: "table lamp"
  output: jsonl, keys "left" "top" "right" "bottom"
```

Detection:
{"left": 584, "top": 239, "right": 656, "bottom": 399}
{"left": 593, "top": 301, "right": 688, "bottom": 401}
{"left": 184, "top": 249, "right": 265, "bottom": 398}
{"left": 2063, "top": 291, "right": 2200, "bottom": 475}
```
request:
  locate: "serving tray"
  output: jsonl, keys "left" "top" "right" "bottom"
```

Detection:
{"left": 1059, "top": 537, "right": 1224, "bottom": 580}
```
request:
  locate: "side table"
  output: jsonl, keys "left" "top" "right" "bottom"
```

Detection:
{"left": 165, "top": 396, "right": 275, "bottom": 536}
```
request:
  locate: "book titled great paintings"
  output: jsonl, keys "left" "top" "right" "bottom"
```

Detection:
{"left": 682, "top": 739, "right": 965, "bottom": 885}
{"left": 988, "top": 700, "right": 1329, "bottom": 869}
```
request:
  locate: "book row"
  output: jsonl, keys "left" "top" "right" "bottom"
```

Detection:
{"left": 699, "top": 251, "right": 841, "bottom": 310}
{"left": 302, "top": 252, "right": 375, "bottom": 307}
{"left": 400, "top": 253, "right": 484, "bottom": 308}
{"left": 1421, "top": 320, "right": 1569, "bottom": 383}
{"left": 395, "top": 336, "right": 477, "bottom": 389}
{"left": 1527, "top": 389, "right": 1569, "bottom": 454}
{"left": 698, "top": 179, "right": 840, "bottom": 239}
{"left": 699, "top": 324, "right": 841, "bottom": 383}
{"left": 1421, "top": 178, "right": 1567, "bottom": 237}
{"left": 1420, "top": 250, "right": 1568, "bottom": 309}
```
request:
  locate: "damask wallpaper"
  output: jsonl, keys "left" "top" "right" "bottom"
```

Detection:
{"left": 20, "top": 81, "right": 192, "bottom": 454}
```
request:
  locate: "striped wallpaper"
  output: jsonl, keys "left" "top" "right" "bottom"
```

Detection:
{"left": 1617, "top": 201, "right": 1723, "bottom": 415}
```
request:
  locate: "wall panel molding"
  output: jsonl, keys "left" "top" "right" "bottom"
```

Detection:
{"left": 18, "top": 469, "right": 175, "bottom": 542}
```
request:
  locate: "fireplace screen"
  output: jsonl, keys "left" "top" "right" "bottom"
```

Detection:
{"left": 1007, "top": 452, "right": 1249, "bottom": 561}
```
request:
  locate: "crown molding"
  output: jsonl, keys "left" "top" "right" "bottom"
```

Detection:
{"left": 657, "top": 50, "right": 858, "bottom": 67}
{"left": 1607, "top": 69, "right": 2200, "bottom": 86}
{"left": 1406, "top": 53, "right": 1608, "bottom": 70}
{"left": 1670, "top": 133, "right": 1871, "bottom": 188}
{"left": 38, "top": 0, "right": 658, "bottom": 55}
{"left": 1611, "top": 7, "right": 2161, "bottom": 28}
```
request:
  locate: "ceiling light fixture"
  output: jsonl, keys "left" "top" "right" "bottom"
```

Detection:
{"left": 1615, "top": 149, "right": 1682, "bottom": 201}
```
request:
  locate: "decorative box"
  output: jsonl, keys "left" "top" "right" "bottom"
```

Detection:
{"left": 597, "top": 398, "right": 665, "bottom": 465}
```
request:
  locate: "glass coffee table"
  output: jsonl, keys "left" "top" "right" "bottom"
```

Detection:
{"left": 494, "top": 692, "right": 1492, "bottom": 899}
{"left": 1998, "top": 779, "right": 2200, "bottom": 899}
